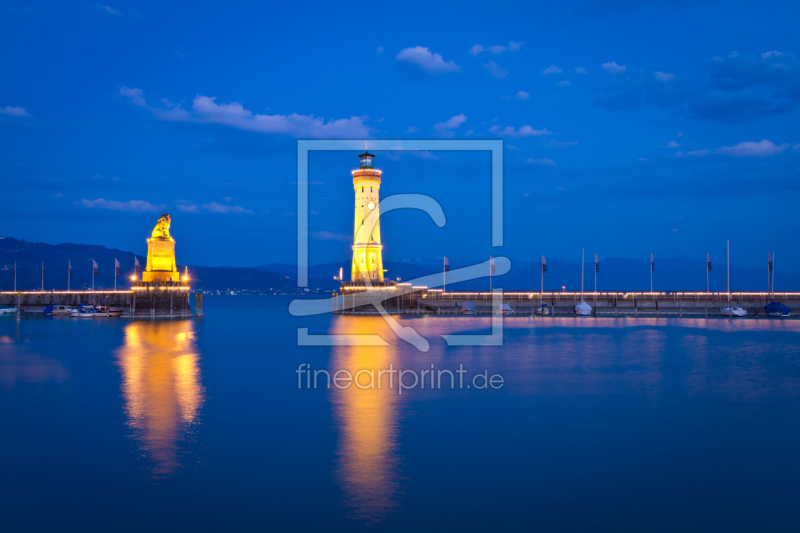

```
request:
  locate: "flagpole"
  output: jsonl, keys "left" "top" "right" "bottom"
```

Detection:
{"left": 14, "top": 262, "right": 16, "bottom": 292}
{"left": 443, "top": 257, "right": 446, "bottom": 294}
{"left": 41, "top": 261, "right": 44, "bottom": 292}
{"left": 650, "top": 254, "right": 653, "bottom": 293}
{"left": 92, "top": 259, "right": 95, "bottom": 291}
{"left": 727, "top": 238, "right": 730, "bottom": 303}
{"left": 68, "top": 261, "right": 71, "bottom": 291}
{"left": 489, "top": 256, "right": 493, "bottom": 293}
{"left": 114, "top": 258, "right": 117, "bottom": 291}
{"left": 706, "top": 254, "right": 709, "bottom": 294}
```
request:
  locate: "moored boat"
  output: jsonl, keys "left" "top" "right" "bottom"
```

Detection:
{"left": 765, "top": 301, "right": 790, "bottom": 317}
{"left": 43, "top": 304, "right": 71, "bottom": 316}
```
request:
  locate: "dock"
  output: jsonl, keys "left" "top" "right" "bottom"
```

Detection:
{"left": 0, "top": 288, "right": 196, "bottom": 318}
{"left": 332, "top": 288, "right": 800, "bottom": 317}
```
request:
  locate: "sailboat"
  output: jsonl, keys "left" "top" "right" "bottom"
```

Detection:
{"left": 764, "top": 250, "right": 790, "bottom": 317}
{"left": 575, "top": 249, "right": 593, "bottom": 316}
{"left": 720, "top": 239, "right": 746, "bottom": 317}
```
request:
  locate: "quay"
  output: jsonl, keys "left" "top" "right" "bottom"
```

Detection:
{"left": 332, "top": 288, "right": 800, "bottom": 317}
{"left": 0, "top": 289, "right": 198, "bottom": 318}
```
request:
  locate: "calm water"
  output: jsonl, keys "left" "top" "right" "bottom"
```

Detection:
{"left": 2, "top": 296, "right": 800, "bottom": 531}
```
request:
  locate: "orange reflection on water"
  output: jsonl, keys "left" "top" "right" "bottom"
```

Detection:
{"left": 330, "top": 316, "right": 404, "bottom": 522}
{"left": 115, "top": 320, "right": 204, "bottom": 475}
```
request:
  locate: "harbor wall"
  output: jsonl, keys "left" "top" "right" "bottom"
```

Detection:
{"left": 333, "top": 289, "right": 800, "bottom": 317}
{"left": 0, "top": 290, "right": 193, "bottom": 317}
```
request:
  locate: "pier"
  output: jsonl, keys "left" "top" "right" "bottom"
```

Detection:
{"left": 0, "top": 288, "right": 194, "bottom": 318}
{"left": 332, "top": 289, "right": 800, "bottom": 317}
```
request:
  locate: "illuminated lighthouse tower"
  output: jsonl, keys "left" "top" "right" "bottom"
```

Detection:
{"left": 351, "top": 149, "right": 384, "bottom": 283}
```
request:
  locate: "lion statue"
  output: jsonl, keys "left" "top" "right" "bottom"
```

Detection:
{"left": 151, "top": 213, "right": 172, "bottom": 240}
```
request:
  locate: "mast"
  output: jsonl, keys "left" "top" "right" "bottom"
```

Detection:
{"left": 726, "top": 238, "right": 730, "bottom": 303}
{"left": 772, "top": 250, "right": 776, "bottom": 295}
{"left": 581, "top": 248, "right": 585, "bottom": 300}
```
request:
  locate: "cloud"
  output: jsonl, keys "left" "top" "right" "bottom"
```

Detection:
{"left": 96, "top": 3, "right": 119, "bottom": 15}
{"left": 575, "top": 66, "right": 588, "bottom": 75}
{"left": 596, "top": 52, "right": 799, "bottom": 122}
{"left": 310, "top": 231, "right": 351, "bottom": 242}
{"left": 201, "top": 201, "right": 253, "bottom": 214}
{"left": 376, "top": 46, "right": 384, "bottom": 54}
{"left": 680, "top": 139, "right": 794, "bottom": 158}
{"left": 542, "top": 65, "right": 563, "bottom": 75}
{"left": 484, "top": 60, "right": 509, "bottom": 78}
{"left": 489, "top": 125, "right": 553, "bottom": 137}
{"left": 557, "top": 80, "right": 571, "bottom": 87}
{"left": 470, "top": 41, "right": 522, "bottom": 56}
{"left": 762, "top": 50, "right": 782, "bottom": 59}
{"left": 545, "top": 140, "right": 579, "bottom": 148}
{"left": 396, "top": 46, "right": 460, "bottom": 74}
{"left": 406, "top": 126, "right": 420, "bottom": 133}
{"left": 526, "top": 158, "right": 557, "bottom": 166}
{"left": 603, "top": 61, "right": 626, "bottom": 74}
{"left": 515, "top": 91, "right": 530, "bottom": 100}
{"left": 666, "top": 140, "right": 681, "bottom": 148}
{"left": 434, "top": 114, "right": 467, "bottom": 130}
{"left": 716, "top": 139, "right": 792, "bottom": 157}
{"left": 1, "top": 106, "right": 30, "bottom": 117}
{"left": 655, "top": 71, "right": 675, "bottom": 81}
{"left": 175, "top": 200, "right": 199, "bottom": 213}
{"left": 79, "top": 198, "right": 163, "bottom": 213}
{"left": 121, "top": 87, "right": 373, "bottom": 139}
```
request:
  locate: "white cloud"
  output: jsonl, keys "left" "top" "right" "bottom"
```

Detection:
{"left": 484, "top": 60, "right": 508, "bottom": 78}
{"left": 489, "top": 125, "right": 553, "bottom": 137}
{"left": 120, "top": 87, "right": 372, "bottom": 139}
{"left": 655, "top": 71, "right": 675, "bottom": 81}
{"left": 717, "top": 139, "right": 792, "bottom": 157}
{"left": 602, "top": 61, "right": 626, "bottom": 74}
{"left": 201, "top": 201, "right": 253, "bottom": 214}
{"left": 434, "top": 114, "right": 467, "bottom": 132}
{"left": 176, "top": 200, "right": 199, "bottom": 213}
{"left": 79, "top": 198, "right": 163, "bottom": 213}
{"left": 406, "top": 126, "right": 420, "bottom": 133}
{"left": 557, "top": 80, "right": 571, "bottom": 87}
{"left": 376, "top": 46, "right": 384, "bottom": 54}
{"left": 469, "top": 44, "right": 485, "bottom": 56}
{"left": 515, "top": 91, "right": 530, "bottom": 100}
{"left": 542, "top": 65, "right": 562, "bottom": 75}
{"left": 545, "top": 140, "right": 579, "bottom": 148}
{"left": 666, "top": 140, "right": 681, "bottom": 148}
{"left": 96, "top": 3, "right": 119, "bottom": 15}
{"left": 680, "top": 140, "right": 795, "bottom": 158}
{"left": 1, "top": 106, "right": 30, "bottom": 116}
{"left": 396, "top": 46, "right": 461, "bottom": 74}
{"left": 762, "top": 50, "right": 782, "bottom": 59}
{"left": 526, "top": 158, "right": 557, "bottom": 166}
{"left": 575, "top": 66, "right": 588, "bottom": 75}
{"left": 470, "top": 41, "right": 522, "bottom": 56}
{"left": 310, "top": 231, "right": 351, "bottom": 242}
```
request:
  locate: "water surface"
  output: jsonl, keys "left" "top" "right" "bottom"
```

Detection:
{"left": 2, "top": 296, "right": 800, "bottom": 531}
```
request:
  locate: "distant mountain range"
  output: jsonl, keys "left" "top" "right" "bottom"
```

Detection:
{"left": 1, "top": 237, "right": 796, "bottom": 292}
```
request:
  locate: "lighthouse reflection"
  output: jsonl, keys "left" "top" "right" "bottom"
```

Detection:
{"left": 114, "top": 320, "right": 204, "bottom": 475}
{"left": 330, "top": 317, "right": 404, "bottom": 522}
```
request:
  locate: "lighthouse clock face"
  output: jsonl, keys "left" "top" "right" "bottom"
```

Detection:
{"left": 367, "top": 201, "right": 375, "bottom": 211}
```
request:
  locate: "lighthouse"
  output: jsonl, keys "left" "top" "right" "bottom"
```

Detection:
{"left": 351, "top": 149, "right": 384, "bottom": 283}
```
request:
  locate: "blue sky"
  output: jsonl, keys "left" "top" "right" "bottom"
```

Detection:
{"left": 1, "top": 0, "right": 799, "bottom": 268}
